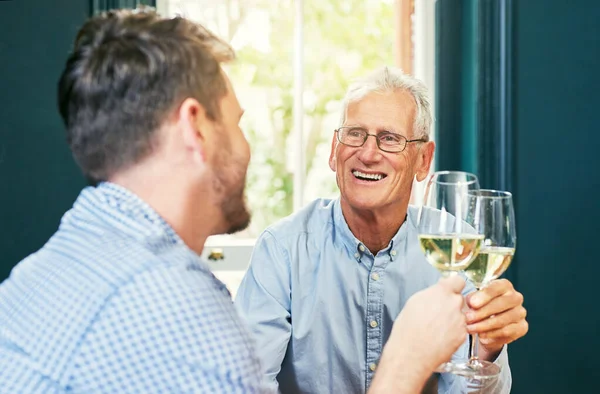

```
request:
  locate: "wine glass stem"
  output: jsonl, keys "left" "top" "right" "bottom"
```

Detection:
{"left": 470, "top": 332, "right": 480, "bottom": 364}
{"left": 469, "top": 286, "right": 481, "bottom": 366}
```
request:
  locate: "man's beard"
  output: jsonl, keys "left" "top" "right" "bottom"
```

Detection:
{"left": 221, "top": 182, "right": 251, "bottom": 234}
{"left": 212, "top": 146, "right": 251, "bottom": 235}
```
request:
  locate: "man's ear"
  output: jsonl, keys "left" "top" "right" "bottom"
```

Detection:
{"left": 415, "top": 140, "right": 435, "bottom": 182}
{"left": 329, "top": 133, "right": 338, "bottom": 172}
{"left": 178, "top": 97, "right": 212, "bottom": 163}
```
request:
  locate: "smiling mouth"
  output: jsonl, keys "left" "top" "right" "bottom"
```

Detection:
{"left": 352, "top": 170, "right": 387, "bottom": 182}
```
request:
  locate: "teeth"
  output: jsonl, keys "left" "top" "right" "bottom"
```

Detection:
{"left": 353, "top": 170, "right": 384, "bottom": 181}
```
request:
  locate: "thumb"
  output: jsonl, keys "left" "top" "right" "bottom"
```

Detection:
{"left": 438, "top": 275, "right": 466, "bottom": 294}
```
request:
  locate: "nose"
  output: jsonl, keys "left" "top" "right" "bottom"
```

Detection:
{"left": 357, "top": 134, "right": 383, "bottom": 163}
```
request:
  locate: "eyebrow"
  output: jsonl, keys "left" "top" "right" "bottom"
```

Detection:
{"left": 346, "top": 124, "right": 403, "bottom": 134}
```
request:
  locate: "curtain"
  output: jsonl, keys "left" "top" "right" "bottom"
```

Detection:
{"left": 90, "top": 0, "right": 156, "bottom": 15}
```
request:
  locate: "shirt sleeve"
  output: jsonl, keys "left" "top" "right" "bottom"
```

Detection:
{"left": 235, "top": 229, "right": 293, "bottom": 390}
{"left": 67, "top": 262, "right": 274, "bottom": 394}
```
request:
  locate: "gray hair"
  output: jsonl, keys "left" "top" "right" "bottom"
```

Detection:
{"left": 339, "top": 66, "right": 432, "bottom": 139}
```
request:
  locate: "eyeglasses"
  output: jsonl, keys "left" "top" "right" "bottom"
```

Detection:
{"left": 335, "top": 126, "right": 428, "bottom": 153}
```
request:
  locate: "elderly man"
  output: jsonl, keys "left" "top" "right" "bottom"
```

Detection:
{"left": 235, "top": 67, "right": 529, "bottom": 393}
{"left": 0, "top": 9, "right": 473, "bottom": 394}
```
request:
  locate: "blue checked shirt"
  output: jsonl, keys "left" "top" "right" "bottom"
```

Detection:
{"left": 0, "top": 182, "right": 271, "bottom": 393}
{"left": 235, "top": 198, "right": 511, "bottom": 394}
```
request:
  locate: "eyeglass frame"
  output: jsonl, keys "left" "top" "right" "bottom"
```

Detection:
{"left": 335, "top": 126, "right": 428, "bottom": 153}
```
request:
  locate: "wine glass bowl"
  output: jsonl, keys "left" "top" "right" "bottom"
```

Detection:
{"left": 417, "top": 171, "right": 483, "bottom": 276}
{"left": 464, "top": 190, "right": 516, "bottom": 288}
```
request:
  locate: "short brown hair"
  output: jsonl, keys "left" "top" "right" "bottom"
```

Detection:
{"left": 58, "top": 8, "right": 235, "bottom": 181}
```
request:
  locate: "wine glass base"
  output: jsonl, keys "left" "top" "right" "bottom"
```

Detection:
{"left": 452, "top": 360, "right": 501, "bottom": 379}
{"left": 435, "top": 360, "right": 501, "bottom": 379}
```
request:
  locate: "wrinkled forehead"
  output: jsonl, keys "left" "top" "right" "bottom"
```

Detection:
{"left": 344, "top": 90, "right": 417, "bottom": 134}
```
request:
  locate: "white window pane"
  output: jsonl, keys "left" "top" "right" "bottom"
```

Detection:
{"left": 159, "top": 0, "right": 432, "bottom": 238}
{"left": 302, "top": 0, "right": 396, "bottom": 205}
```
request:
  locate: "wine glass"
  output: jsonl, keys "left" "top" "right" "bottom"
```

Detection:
{"left": 416, "top": 171, "right": 484, "bottom": 374}
{"left": 417, "top": 171, "right": 483, "bottom": 275}
{"left": 462, "top": 189, "right": 516, "bottom": 380}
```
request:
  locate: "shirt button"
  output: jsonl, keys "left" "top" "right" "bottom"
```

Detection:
{"left": 354, "top": 252, "right": 360, "bottom": 259}
{"left": 391, "top": 250, "right": 397, "bottom": 256}
{"left": 370, "top": 320, "right": 378, "bottom": 328}
{"left": 371, "top": 272, "right": 380, "bottom": 281}
{"left": 359, "top": 244, "right": 366, "bottom": 252}
{"left": 369, "top": 363, "right": 377, "bottom": 371}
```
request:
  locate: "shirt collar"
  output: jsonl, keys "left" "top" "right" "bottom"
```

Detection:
{"left": 72, "top": 182, "right": 184, "bottom": 250}
{"left": 333, "top": 198, "right": 413, "bottom": 262}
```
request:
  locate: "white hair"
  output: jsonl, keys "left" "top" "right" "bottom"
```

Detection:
{"left": 339, "top": 66, "right": 433, "bottom": 139}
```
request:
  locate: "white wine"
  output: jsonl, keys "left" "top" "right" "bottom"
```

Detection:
{"left": 463, "top": 246, "right": 515, "bottom": 288}
{"left": 418, "top": 234, "right": 484, "bottom": 273}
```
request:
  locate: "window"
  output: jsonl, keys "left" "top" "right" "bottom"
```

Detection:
{"left": 157, "top": 0, "right": 436, "bottom": 296}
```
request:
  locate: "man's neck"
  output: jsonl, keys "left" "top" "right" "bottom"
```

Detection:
{"left": 109, "top": 165, "right": 214, "bottom": 256}
{"left": 340, "top": 199, "right": 409, "bottom": 255}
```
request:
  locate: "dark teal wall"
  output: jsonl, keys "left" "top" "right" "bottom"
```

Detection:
{"left": 511, "top": 0, "right": 600, "bottom": 392}
{"left": 0, "top": 1, "right": 89, "bottom": 280}
{"left": 437, "top": 0, "right": 600, "bottom": 392}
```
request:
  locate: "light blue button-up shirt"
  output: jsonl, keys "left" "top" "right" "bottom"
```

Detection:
{"left": 0, "top": 183, "right": 270, "bottom": 393}
{"left": 235, "top": 198, "right": 511, "bottom": 394}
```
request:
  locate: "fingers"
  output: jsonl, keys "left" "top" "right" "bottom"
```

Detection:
{"left": 464, "top": 279, "right": 529, "bottom": 351}
{"left": 438, "top": 275, "right": 466, "bottom": 294}
{"left": 467, "top": 279, "right": 513, "bottom": 308}
{"left": 467, "top": 305, "right": 527, "bottom": 333}
{"left": 478, "top": 320, "right": 529, "bottom": 342}
{"left": 466, "top": 289, "right": 524, "bottom": 323}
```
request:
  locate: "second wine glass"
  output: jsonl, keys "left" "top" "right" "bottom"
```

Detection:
{"left": 461, "top": 189, "right": 517, "bottom": 380}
